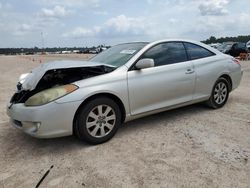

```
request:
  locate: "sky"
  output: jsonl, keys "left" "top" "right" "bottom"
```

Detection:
{"left": 0, "top": 0, "right": 249, "bottom": 47}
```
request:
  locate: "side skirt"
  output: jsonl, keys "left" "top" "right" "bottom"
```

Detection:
{"left": 124, "top": 97, "right": 209, "bottom": 122}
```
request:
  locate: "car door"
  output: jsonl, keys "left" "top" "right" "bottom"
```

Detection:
{"left": 127, "top": 42, "right": 196, "bottom": 115}
{"left": 183, "top": 42, "right": 219, "bottom": 100}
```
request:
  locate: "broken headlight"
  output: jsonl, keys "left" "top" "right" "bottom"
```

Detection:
{"left": 25, "top": 84, "right": 78, "bottom": 106}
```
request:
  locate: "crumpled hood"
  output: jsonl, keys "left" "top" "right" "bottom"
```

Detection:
{"left": 21, "top": 60, "right": 110, "bottom": 91}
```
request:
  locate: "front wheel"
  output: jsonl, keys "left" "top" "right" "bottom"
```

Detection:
{"left": 206, "top": 77, "right": 230, "bottom": 109}
{"left": 75, "top": 97, "right": 121, "bottom": 144}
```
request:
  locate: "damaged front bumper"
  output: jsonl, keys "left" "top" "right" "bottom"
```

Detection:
{"left": 7, "top": 100, "right": 81, "bottom": 138}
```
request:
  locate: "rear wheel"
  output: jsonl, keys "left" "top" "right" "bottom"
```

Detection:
{"left": 75, "top": 97, "right": 121, "bottom": 144}
{"left": 206, "top": 77, "right": 229, "bottom": 109}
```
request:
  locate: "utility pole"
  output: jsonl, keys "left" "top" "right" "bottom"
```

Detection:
{"left": 41, "top": 32, "right": 45, "bottom": 54}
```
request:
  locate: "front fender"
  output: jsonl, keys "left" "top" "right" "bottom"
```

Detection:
{"left": 55, "top": 83, "right": 130, "bottom": 117}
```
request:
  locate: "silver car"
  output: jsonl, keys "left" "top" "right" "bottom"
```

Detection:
{"left": 7, "top": 39, "right": 243, "bottom": 144}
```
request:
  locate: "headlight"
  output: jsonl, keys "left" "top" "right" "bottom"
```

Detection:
{"left": 25, "top": 84, "right": 78, "bottom": 106}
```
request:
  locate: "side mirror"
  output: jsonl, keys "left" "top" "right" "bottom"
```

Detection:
{"left": 135, "top": 58, "right": 155, "bottom": 70}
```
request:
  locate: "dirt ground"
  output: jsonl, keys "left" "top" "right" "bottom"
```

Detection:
{"left": 0, "top": 54, "right": 249, "bottom": 188}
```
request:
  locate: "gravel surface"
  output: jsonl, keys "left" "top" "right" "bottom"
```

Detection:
{"left": 0, "top": 55, "right": 249, "bottom": 188}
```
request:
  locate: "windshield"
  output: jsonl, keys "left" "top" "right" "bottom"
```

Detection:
{"left": 89, "top": 42, "right": 148, "bottom": 67}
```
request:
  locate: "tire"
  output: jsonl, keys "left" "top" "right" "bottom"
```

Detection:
{"left": 75, "top": 97, "right": 121, "bottom": 144}
{"left": 206, "top": 77, "right": 230, "bottom": 109}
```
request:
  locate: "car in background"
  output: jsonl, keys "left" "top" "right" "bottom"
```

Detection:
{"left": 218, "top": 42, "right": 247, "bottom": 57}
{"left": 7, "top": 39, "right": 243, "bottom": 144}
{"left": 217, "top": 42, "right": 234, "bottom": 53}
{"left": 208, "top": 43, "right": 222, "bottom": 49}
{"left": 246, "top": 40, "right": 250, "bottom": 52}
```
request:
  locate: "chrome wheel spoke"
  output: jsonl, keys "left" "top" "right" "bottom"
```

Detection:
{"left": 105, "top": 123, "right": 114, "bottom": 130}
{"left": 221, "top": 94, "right": 226, "bottom": 102}
{"left": 89, "top": 111, "right": 98, "bottom": 119}
{"left": 216, "top": 97, "right": 220, "bottom": 104}
{"left": 222, "top": 88, "right": 227, "bottom": 93}
{"left": 103, "top": 106, "right": 112, "bottom": 116}
{"left": 219, "top": 83, "right": 223, "bottom": 90}
{"left": 86, "top": 121, "right": 96, "bottom": 128}
{"left": 221, "top": 93, "right": 226, "bottom": 98}
{"left": 100, "top": 126, "right": 106, "bottom": 137}
{"left": 90, "top": 126, "right": 99, "bottom": 137}
{"left": 97, "top": 105, "right": 103, "bottom": 116}
{"left": 86, "top": 104, "right": 116, "bottom": 138}
{"left": 106, "top": 114, "right": 115, "bottom": 121}
{"left": 215, "top": 87, "right": 219, "bottom": 93}
{"left": 221, "top": 95, "right": 225, "bottom": 103}
{"left": 222, "top": 85, "right": 226, "bottom": 91}
{"left": 219, "top": 96, "right": 223, "bottom": 103}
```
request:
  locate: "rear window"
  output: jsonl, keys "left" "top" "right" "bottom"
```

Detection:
{"left": 184, "top": 42, "right": 215, "bottom": 60}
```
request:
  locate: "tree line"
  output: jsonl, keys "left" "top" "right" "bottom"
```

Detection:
{"left": 0, "top": 45, "right": 109, "bottom": 55}
{"left": 202, "top": 35, "right": 250, "bottom": 44}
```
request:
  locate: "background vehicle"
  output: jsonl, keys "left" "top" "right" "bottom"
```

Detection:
{"left": 246, "top": 40, "right": 250, "bottom": 52}
{"left": 7, "top": 39, "right": 243, "bottom": 144}
{"left": 218, "top": 42, "right": 247, "bottom": 57}
{"left": 208, "top": 43, "right": 222, "bottom": 49}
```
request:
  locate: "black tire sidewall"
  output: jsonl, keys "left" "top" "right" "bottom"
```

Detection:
{"left": 76, "top": 97, "right": 121, "bottom": 144}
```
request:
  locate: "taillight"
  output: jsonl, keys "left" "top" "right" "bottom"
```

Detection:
{"left": 232, "top": 58, "right": 241, "bottom": 65}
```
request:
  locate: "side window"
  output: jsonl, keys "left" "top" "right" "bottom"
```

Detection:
{"left": 140, "top": 42, "right": 188, "bottom": 67}
{"left": 184, "top": 42, "right": 215, "bottom": 60}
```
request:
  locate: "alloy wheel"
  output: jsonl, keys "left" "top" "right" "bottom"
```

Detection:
{"left": 86, "top": 105, "right": 116, "bottom": 138}
{"left": 213, "top": 82, "right": 228, "bottom": 104}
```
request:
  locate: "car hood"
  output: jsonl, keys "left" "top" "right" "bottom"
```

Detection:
{"left": 21, "top": 60, "right": 113, "bottom": 91}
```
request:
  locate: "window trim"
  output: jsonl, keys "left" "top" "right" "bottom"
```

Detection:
{"left": 183, "top": 42, "right": 216, "bottom": 61}
{"left": 128, "top": 41, "right": 189, "bottom": 71}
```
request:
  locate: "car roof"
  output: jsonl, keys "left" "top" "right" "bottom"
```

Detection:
{"left": 148, "top": 39, "right": 220, "bottom": 54}
{"left": 121, "top": 39, "right": 222, "bottom": 69}
{"left": 121, "top": 38, "right": 214, "bottom": 47}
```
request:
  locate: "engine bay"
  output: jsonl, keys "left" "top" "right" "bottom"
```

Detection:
{"left": 10, "top": 65, "right": 114, "bottom": 104}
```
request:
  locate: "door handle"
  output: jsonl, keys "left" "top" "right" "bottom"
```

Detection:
{"left": 185, "top": 68, "right": 194, "bottom": 74}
